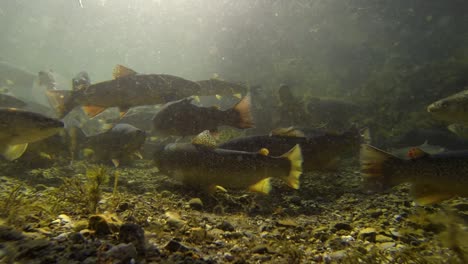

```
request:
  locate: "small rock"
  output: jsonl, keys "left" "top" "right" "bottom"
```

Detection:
{"left": 0, "top": 226, "right": 25, "bottom": 242}
{"left": 119, "top": 223, "right": 146, "bottom": 256}
{"left": 251, "top": 245, "right": 269, "bottom": 254}
{"left": 375, "top": 234, "right": 393, "bottom": 243}
{"left": 277, "top": 219, "right": 298, "bottom": 227}
{"left": 165, "top": 239, "right": 190, "bottom": 252}
{"left": 334, "top": 223, "right": 353, "bottom": 231}
{"left": 88, "top": 214, "right": 122, "bottom": 237}
{"left": 69, "top": 232, "right": 86, "bottom": 244}
{"left": 451, "top": 202, "right": 468, "bottom": 211}
{"left": 100, "top": 243, "right": 137, "bottom": 263}
{"left": 117, "top": 202, "right": 130, "bottom": 212}
{"left": 329, "top": 250, "right": 346, "bottom": 260}
{"left": 188, "top": 198, "right": 203, "bottom": 210}
{"left": 224, "top": 252, "right": 234, "bottom": 261}
{"left": 218, "top": 221, "right": 235, "bottom": 232}
{"left": 190, "top": 227, "right": 208, "bottom": 242}
{"left": 165, "top": 211, "right": 186, "bottom": 228}
{"left": 379, "top": 242, "right": 396, "bottom": 250}
{"left": 358, "top": 228, "right": 377, "bottom": 242}
{"left": 368, "top": 209, "right": 383, "bottom": 218}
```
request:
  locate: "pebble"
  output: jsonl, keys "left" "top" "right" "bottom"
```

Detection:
{"left": 375, "top": 234, "right": 393, "bottom": 243}
{"left": 251, "top": 245, "right": 269, "bottom": 254}
{"left": 165, "top": 211, "right": 186, "bottom": 228}
{"left": 218, "top": 221, "right": 235, "bottom": 232}
{"left": 358, "top": 227, "right": 377, "bottom": 242}
{"left": 188, "top": 198, "right": 203, "bottom": 210}
{"left": 379, "top": 242, "right": 396, "bottom": 250}
{"left": 165, "top": 239, "right": 190, "bottom": 252}
{"left": 334, "top": 223, "right": 353, "bottom": 231}
{"left": 119, "top": 223, "right": 146, "bottom": 256}
{"left": 88, "top": 214, "right": 122, "bottom": 237}
{"left": 101, "top": 243, "right": 137, "bottom": 263}
{"left": 224, "top": 252, "right": 234, "bottom": 261}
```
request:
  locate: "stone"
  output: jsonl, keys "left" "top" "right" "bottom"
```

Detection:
{"left": 334, "top": 223, "right": 353, "bottom": 231}
{"left": 119, "top": 223, "right": 146, "bottom": 256}
{"left": 379, "top": 242, "right": 396, "bottom": 250}
{"left": 88, "top": 214, "right": 122, "bottom": 237}
{"left": 375, "top": 234, "right": 393, "bottom": 243}
{"left": 251, "top": 245, "right": 269, "bottom": 254}
{"left": 100, "top": 243, "right": 137, "bottom": 263}
{"left": 188, "top": 198, "right": 203, "bottom": 210}
{"left": 218, "top": 221, "right": 235, "bottom": 232}
{"left": 165, "top": 239, "right": 190, "bottom": 252}
{"left": 358, "top": 228, "right": 377, "bottom": 242}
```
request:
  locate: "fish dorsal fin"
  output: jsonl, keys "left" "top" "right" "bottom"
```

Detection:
{"left": 0, "top": 143, "right": 28, "bottom": 161}
{"left": 82, "top": 106, "right": 106, "bottom": 118}
{"left": 191, "top": 130, "right": 217, "bottom": 148}
{"left": 258, "top": 148, "right": 269, "bottom": 156}
{"left": 270, "top": 127, "right": 306, "bottom": 138}
{"left": 407, "top": 147, "right": 428, "bottom": 159}
{"left": 411, "top": 184, "right": 454, "bottom": 205}
{"left": 112, "top": 65, "right": 137, "bottom": 79}
{"left": 248, "top": 178, "right": 272, "bottom": 194}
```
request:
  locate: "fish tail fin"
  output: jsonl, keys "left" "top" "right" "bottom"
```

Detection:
{"left": 227, "top": 94, "right": 254, "bottom": 129}
{"left": 46, "top": 89, "right": 76, "bottom": 118}
{"left": 281, "top": 144, "right": 303, "bottom": 189}
{"left": 360, "top": 144, "right": 401, "bottom": 190}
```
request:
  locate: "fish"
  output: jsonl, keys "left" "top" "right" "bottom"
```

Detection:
{"left": 152, "top": 95, "right": 254, "bottom": 137}
{"left": 360, "top": 144, "right": 468, "bottom": 205}
{"left": 79, "top": 123, "right": 146, "bottom": 167}
{"left": 219, "top": 127, "right": 364, "bottom": 171}
{"left": 388, "top": 141, "right": 446, "bottom": 159}
{"left": 153, "top": 131, "right": 303, "bottom": 194}
{"left": 0, "top": 108, "right": 64, "bottom": 160}
{"left": 447, "top": 123, "right": 468, "bottom": 139}
{"left": 46, "top": 65, "right": 247, "bottom": 119}
{"left": 427, "top": 89, "right": 468, "bottom": 124}
{"left": 388, "top": 127, "right": 468, "bottom": 151}
{"left": 0, "top": 93, "right": 26, "bottom": 108}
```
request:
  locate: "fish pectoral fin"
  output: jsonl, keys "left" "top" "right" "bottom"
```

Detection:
{"left": 113, "top": 65, "right": 137, "bottom": 79}
{"left": 411, "top": 184, "right": 454, "bottom": 205}
{"left": 0, "top": 143, "right": 28, "bottom": 161}
{"left": 248, "top": 178, "right": 272, "bottom": 195}
{"left": 111, "top": 159, "right": 120, "bottom": 167}
{"left": 82, "top": 106, "right": 106, "bottom": 118}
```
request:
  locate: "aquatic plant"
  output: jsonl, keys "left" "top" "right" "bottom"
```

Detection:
{"left": 85, "top": 165, "right": 110, "bottom": 213}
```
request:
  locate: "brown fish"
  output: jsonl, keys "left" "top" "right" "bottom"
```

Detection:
{"left": 153, "top": 131, "right": 302, "bottom": 194}
{"left": 152, "top": 95, "right": 254, "bottom": 137}
{"left": 46, "top": 65, "right": 247, "bottom": 119}
{"left": 360, "top": 144, "right": 468, "bottom": 205}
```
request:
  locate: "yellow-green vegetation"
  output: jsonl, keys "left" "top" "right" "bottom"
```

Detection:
{"left": 85, "top": 165, "right": 110, "bottom": 213}
{"left": 47, "top": 164, "right": 111, "bottom": 215}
